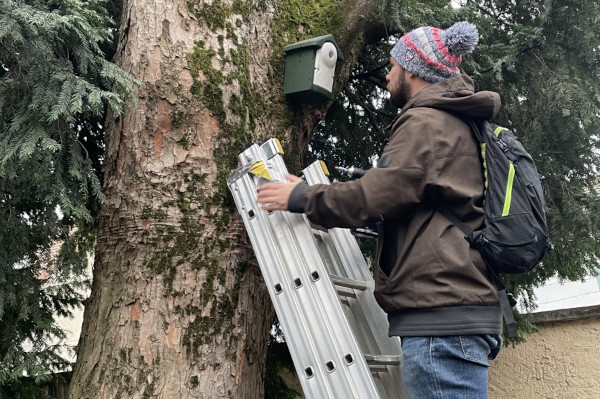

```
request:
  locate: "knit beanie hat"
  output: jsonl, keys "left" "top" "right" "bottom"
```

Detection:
{"left": 390, "top": 21, "right": 479, "bottom": 83}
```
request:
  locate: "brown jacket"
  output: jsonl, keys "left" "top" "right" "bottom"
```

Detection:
{"left": 291, "top": 75, "right": 503, "bottom": 336}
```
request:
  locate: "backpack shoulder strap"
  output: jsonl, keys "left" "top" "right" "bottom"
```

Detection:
{"left": 436, "top": 203, "right": 475, "bottom": 244}
{"left": 435, "top": 115, "right": 485, "bottom": 244}
{"left": 465, "top": 118, "right": 485, "bottom": 143}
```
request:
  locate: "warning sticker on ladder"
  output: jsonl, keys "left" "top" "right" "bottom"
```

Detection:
{"left": 249, "top": 161, "right": 272, "bottom": 181}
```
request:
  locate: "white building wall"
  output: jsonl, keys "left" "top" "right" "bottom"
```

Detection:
{"left": 523, "top": 267, "right": 600, "bottom": 313}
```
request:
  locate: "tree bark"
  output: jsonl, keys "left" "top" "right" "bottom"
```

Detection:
{"left": 70, "top": 1, "right": 379, "bottom": 397}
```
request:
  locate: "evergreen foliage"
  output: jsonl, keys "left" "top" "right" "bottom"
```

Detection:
{"left": 0, "top": 0, "right": 134, "bottom": 389}
{"left": 307, "top": 0, "right": 600, "bottom": 326}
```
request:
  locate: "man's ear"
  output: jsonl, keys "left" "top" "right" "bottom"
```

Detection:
{"left": 407, "top": 72, "right": 431, "bottom": 88}
{"left": 406, "top": 72, "right": 431, "bottom": 96}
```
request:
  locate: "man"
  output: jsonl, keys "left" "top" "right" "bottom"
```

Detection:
{"left": 257, "top": 21, "right": 502, "bottom": 398}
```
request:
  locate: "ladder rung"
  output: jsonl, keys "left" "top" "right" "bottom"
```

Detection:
{"left": 365, "top": 354, "right": 401, "bottom": 374}
{"left": 310, "top": 223, "right": 329, "bottom": 233}
{"left": 335, "top": 287, "right": 357, "bottom": 298}
{"left": 330, "top": 275, "right": 367, "bottom": 291}
{"left": 369, "top": 365, "right": 389, "bottom": 374}
{"left": 364, "top": 354, "right": 401, "bottom": 366}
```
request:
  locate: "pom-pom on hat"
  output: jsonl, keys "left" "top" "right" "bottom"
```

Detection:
{"left": 390, "top": 21, "right": 479, "bottom": 83}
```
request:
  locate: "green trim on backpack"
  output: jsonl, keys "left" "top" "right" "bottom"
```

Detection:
{"left": 493, "top": 126, "right": 515, "bottom": 216}
{"left": 503, "top": 162, "right": 515, "bottom": 216}
{"left": 494, "top": 126, "right": 507, "bottom": 136}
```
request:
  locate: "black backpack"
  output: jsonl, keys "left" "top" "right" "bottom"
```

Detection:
{"left": 439, "top": 118, "right": 552, "bottom": 337}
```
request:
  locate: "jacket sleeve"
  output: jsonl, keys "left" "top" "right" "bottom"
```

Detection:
{"left": 304, "top": 110, "right": 436, "bottom": 229}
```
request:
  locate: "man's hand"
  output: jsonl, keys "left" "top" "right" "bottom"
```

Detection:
{"left": 256, "top": 174, "right": 303, "bottom": 211}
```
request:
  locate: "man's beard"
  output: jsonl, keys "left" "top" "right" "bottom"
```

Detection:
{"left": 389, "top": 79, "right": 411, "bottom": 108}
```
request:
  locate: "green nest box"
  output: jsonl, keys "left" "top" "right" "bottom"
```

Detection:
{"left": 283, "top": 34, "right": 344, "bottom": 103}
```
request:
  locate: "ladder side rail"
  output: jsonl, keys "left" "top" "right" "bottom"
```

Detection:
{"left": 312, "top": 229, "right": 348, "bottom": 277}
{"left": 230, "top": 175, "right": 332, "bottom": 398}
{"left": 264, "top": 210, "right": 357, "bottom": 398}
{"left": 309, "top": 224, "right": 349, "bottom": 277}
{"left": 278, "top": 213, "right": 382, "bottom": 398}
{"left": 335, "top": 294, "right": 381, "bottom": 356}
{"left": 230, "top": 148, "right": 341, "bottom": 397}
{"left": 326, "top": 227, "right": 373, "bottom": 281}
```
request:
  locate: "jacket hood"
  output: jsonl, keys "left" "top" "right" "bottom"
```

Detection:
{"left": 401, "top": 74, "right": 501, "bottom": 120}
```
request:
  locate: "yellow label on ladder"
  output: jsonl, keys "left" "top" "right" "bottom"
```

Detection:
{"left": 273, "top": 138, "right": 284, "bottom": 155}
{"left": 319, "top": 160, "right": 330, "bottom": 176}
{"left": 249, "top": 161, "right": 272, "bottom": 180}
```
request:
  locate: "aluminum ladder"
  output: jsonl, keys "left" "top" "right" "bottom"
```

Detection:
{"left": 227, "top": 138, "right": 409, "bottom": 399}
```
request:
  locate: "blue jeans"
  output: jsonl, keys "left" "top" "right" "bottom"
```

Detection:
{"left": 400, "top": 335, "right": 502, "bottom": 399}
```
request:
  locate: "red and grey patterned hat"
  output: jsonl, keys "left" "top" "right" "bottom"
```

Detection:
{"left": 391, "top": 21, "right": 479, "bottom": 83}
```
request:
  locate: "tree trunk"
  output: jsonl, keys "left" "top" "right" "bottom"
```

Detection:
{"left": 69, "top": 0, "right": 379, "bottom": 397}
